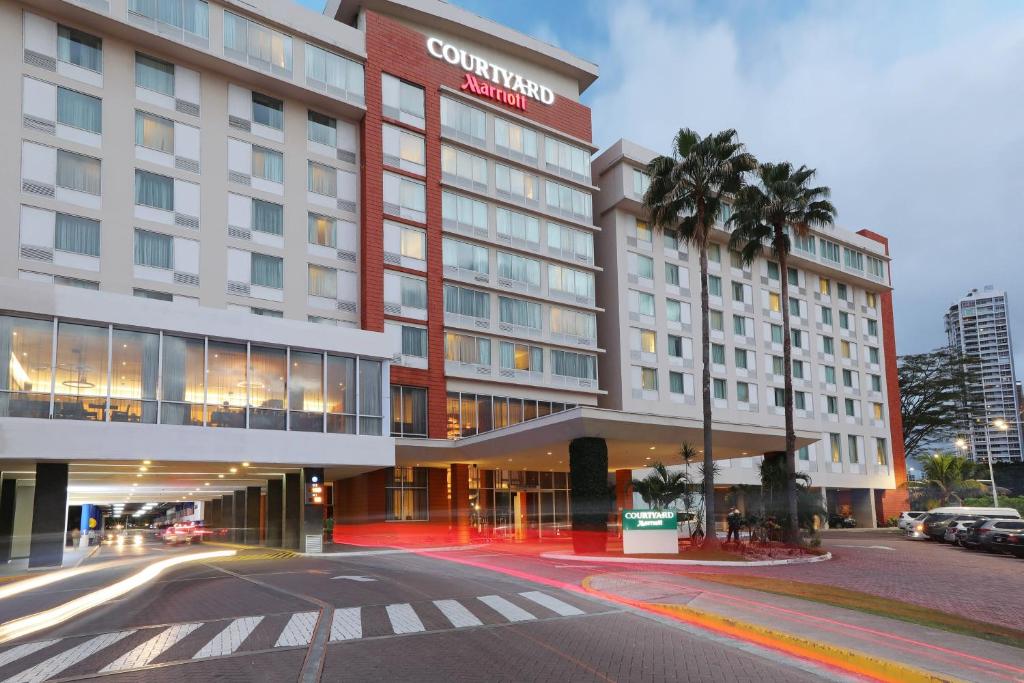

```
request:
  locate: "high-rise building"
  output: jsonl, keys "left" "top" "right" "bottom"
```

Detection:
{"left": 945, "top": 287, "right": 1023, "bottom": 462}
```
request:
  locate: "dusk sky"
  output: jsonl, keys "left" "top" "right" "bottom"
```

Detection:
{"left": 298, "top": 0, "right": 1024, "bottom": 369}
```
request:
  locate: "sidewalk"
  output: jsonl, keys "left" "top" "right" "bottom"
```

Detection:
{"left": 0, "top": 543, "right": 100, "bottom": 580}
{"left": 585, "top": 571, "right": 1024, "bottom": 683}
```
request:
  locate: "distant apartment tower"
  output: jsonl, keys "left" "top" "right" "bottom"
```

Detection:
{"left": 945, "top": 287, "right": 1023, "bottom": 462}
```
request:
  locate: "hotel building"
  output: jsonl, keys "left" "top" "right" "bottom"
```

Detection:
{"left": 0, "top": 0, "right": 907, "bottom": 566}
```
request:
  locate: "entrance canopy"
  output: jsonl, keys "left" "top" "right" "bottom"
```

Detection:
{"left": 396, "top": 406, "right": 820, "bottom": 471}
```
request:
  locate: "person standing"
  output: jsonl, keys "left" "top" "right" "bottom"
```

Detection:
{"left": 726, "top": 507, "right": 742, "bottom": 544}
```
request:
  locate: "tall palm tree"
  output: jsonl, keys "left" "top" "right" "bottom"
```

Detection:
{"left": 643, "top": 129, "right": 756, "bottom": 545}
{"left": 728, "top": 162, "right": 836, "bottom": 543}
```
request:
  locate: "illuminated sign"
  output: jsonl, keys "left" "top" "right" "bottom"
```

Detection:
{"left": 622, "top": 510, "right": 678, "bottom": 531}
{"left": 426, "top": 37, "right": 555, "bottom": 111}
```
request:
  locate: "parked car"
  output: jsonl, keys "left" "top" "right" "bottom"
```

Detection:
{"left": 990, "top": 531, "right": 1024, "bottom": 558}
{"left": 962, "top": 519, "right": 1024, "bottom": 551}
{"left": 943, "top": 518, "right": 983, "bottom": 545}
{"left": 922, "top": 514, "right": 981, "bottom": 541}
{"left": 906, "top": 513, "right": 945, "bottom": 540}
{"left": 898, "top": 511, "right": 928, "bottom": 531}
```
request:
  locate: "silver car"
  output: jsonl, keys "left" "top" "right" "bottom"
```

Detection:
{"left": 943, "top": 518, "right": 979, "bottom": 545}
{"left": 898, "top": 511, "right": 927, "bottom": 531}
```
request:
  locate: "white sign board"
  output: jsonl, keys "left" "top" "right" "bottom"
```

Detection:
{"left": 622, "top": 510, "right": 678, "bottom": 555}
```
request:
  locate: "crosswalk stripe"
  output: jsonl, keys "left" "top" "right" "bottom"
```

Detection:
{"left": 274, "top": 612, "right": 318, "bottom": 648}
{"left": 192, "top": 617, "right": 262, "bottom": 659}
{"left": 385, "top": 603, "right": 425, "bottom": 634}
{"left": 0, "top": 641, "right": 61, "bottom": 670}
{"left": 330, "top": 608, "right": 362, "bottom": 641}
{"left": 100, "top": 623, "right": 202, "bottom": 672}
{"left": 477, "top": 595, "right": 536, "bottom": 622}
{"left": 4, "top": 631, "right": 134, "bottom": 683}
{"left": 519, "top": 591, "right": 584, "bottom": 617}
{"left": 433, "top": 599, "right": 483, "bottom": 628}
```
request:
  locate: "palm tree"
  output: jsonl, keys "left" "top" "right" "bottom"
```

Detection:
{"left": 728, "top": 162, "right": 836, "bottom": 544}
{"left": 632, "top": 462, "right": 687, "bottom": 510}
{"left": 907, "top": 453, "right": 986, "bottom": 505}
{"left": 643, "top": 129, "right": 757, "bottom": 546}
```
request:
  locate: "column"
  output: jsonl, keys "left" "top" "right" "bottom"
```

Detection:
{"left": 29, "top": 462, "right": 69, "bottom": 569}
{"left": 209, "top": 497, "right": 222, "bottom": 530}
{"left": 79, "top": 504, "right": 95, "bottom": 548}
{"left": 233, "top": 490, "right": 246, "bottom": 545}
{"left": 284, "top": 472, "right": 301, "bottom": 549}
{"left": 245, "top": 486, "right": 261, "bottom": 545}
{"left": 266, "top": 478, "right": 283, "bottom": 547}
{"left": 820, "top": 487, "right": 830, "bottom": 529}
{"left": 614, "top": 469, "right": 633, "bottom": 514}
{"left": 450, "top": 463, "right": 470, "bottom": 543}
{"left": 221, "top": 494, "right": 234, "bottom": 540}
{"left": 301, "top": 468, "right": 325, "bottom": 552}
{"left": 0, "top": 479, "right": 16, "bottom": 563}
{"left": 569, "top": 438, "right": 608, "bottom": 554}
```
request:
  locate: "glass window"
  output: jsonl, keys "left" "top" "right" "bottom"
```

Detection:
{"left": 308, "top": 161, "right": 337, "bottom": 196}
{"left": 821, "top": 307, "right": 833, "bottom": 325}
{"left": 641, "top": 367, "right": 658, "bottom": 391}
{"left": 848, "top": 435, "right": 860, "bottom": 463}
{"left": 289, "top": 351, "right": 323, "bottom": 432}
{"left": 57, "top": 25, "right": 102, "bottom": 72}
{"left": 54, "top": 213, "right": 100, "bottom": 257}
{"left": 159, "top": 335, "right": 204, "bottom": 425}
{"left": 444, "top": 285, "right": 490, "bottom": 319}
{"left": 495, "top": 163, "right": 538, "bottom": 202}
{"left": 224, "top": 11, "right": 292, "bottom": 75}
{"left": 499, "top": 297, "right": 542, "bottom": 330}
{"left": 135, "top": 111, "right": 174, "bottom": 153}
{"left": 444, "top": 191, "right": 488, "bottom": 232}
{"left": 544, "top": 179, "right": 592, "bottom": 219}
{"left": 550, "top": 350, "right": 597, "bottom": 379}
{"left": 205, "top": 341, "right": 246, "bottom": 428}
{"left": 443, "top": 238, "right": 489, "bottom": 273}
{"left": 498, "top": 342, "right": 542, "bottom": 372}
{"left": 845, "top": 398, "right": 856, "bottom": 416}
{"left": 308, "top": 111, "right": 337, "bottom": 147}
{"left": 251, "top": 252, "right": 283, "bottom": 289}
{"left": 548, "top": 264, "right": 594, "bottom": 299}
{"left": 135, "top": 53, "right": 174, "bottom": 95}
{"left": 445, "top": 333, "right": 490, "bottom": 365}
{"left": 381, "top": 73, "right": 424, "bottom": 127}
{"left": 308, "top": 213, "right": 336, "bottom": 248}
{"left": 134, "top": 229, "right": 172, "bottom": 269}
{"left": 734, "top": 347, "right": 748, "bottom": 369}
{"left": 770, "top": 324, "right": 783, "bottom": 343}
{"left": 710, "top": 310, "right": 724, "bottom": 331}
{"left": 640, "top": 329, "right": 656, "bottom": 354}
{"left": 57, "top": 88, "right": 101, "bottom": 133}
{"left": 635, "top": 254, "right": 654, "bottom": 279}
{"left": 669, "top": 371, "right": 686, "bottom": 395}
{"left": 713, "top": 378, "right": 727, "bottom": 400}
{"left": 708, "top": 275, "right": 722, "bottom": 297}
{"left": 875, "top": 438, "right": 888, "bottom": 465}
{"left": 440, "top": 97, "right": 485, "bottom": 142}
{"left": 252, "top": 145, "right": 283, "bottom": 182}
{"left": 441, "top": 145, "right": 487, "bottom": 186}
{"left": 400, "top": 326, "right": 427, "bottom": 358}
{"left": 0, "top": 316, "right": 53, "bottom": 418}
{"left": 400, "top": 275, "right": 427, "bottom": 309}
{"left": 134, "top": 288, "right": 172, "bottom": 301}
{"left": 499, "top": 208, "right": 541, "bottom": 244}
{"left": 128, "top": 0, "right": 209, "bottom": 38}
{"left": 326, "top": 355, "right": 356, "bottom": 434}
{"left": 56, "top": 150, "right": 101, "bottom": 195}
{"left": 544, "top": 136, "right": 590, "bottom": 181}
{"left": 385, "top": 467, "right": 428, "bottom": 520}
{"left": 384, "top": 125, "right": 426, "bottom": 174}
{"left": 247, "top": 346, "right": 286, "bottom": 430}
{"left": 391, "top": 386, "right": 427, "bottom": 437}
{"left": 830, "top": 433, "right": 842, "bottom": 462}
{"left": 135, "top": 169, "right": 173, "bottom": 210}
{"left": 665, "top": 263, "right": 681, "bottom": 286}
{"left": 52, "top": 323, "right": 108, "bottom": 421}
{"left": 251, "top": 199, "right": 283, "bottom": 236}
{"left": 495, "top": 118, "right": 538, "bottom": 160}
{"left": 308, "top": 264, "right": 337, "bottom": 298}
{"left": 107, "top": 329, "right": 159, "bottom": 423}
{"left": 359, "top": 358, "right": 383, "bottom": 434}
{"left": 497, "top": 252, "right": 541, "bottom": 287}
{"left": 305, "top": 44, "right": 364, "bottom": 101}
{"left": 711, "top": 343, "right": 725, "bottom": 365}
{"left": 633, "top": 168, "right": 650, "bottom": 195}
{"left": 737, "top": 381, "right": 750, "bottom": 403}
{"left": 383, "top": 171, "right": 425, "bottom": 220}
{"left": 252, "top": 92, "right": 283, "bottom": 129}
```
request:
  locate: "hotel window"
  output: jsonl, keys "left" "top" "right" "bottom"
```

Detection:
{"left": 325, "top": 355, "right": 356, "bottom": 434}
{"left": 663, "top": 231, "right": 679, "bottom": 251}
{"left": 844, "top": 248, "right": 864, "bottom": 271}
{"left": 495, "top": 164, "right": 538, "bottom": 203}
{"left": 550, "top": 306, "right": 596, "bottom": 342}
{"left": 840, "top": 339, "right": 854, "bottom": 359}
{"left": 668, "top": 335, "right": 684, "bottom": 358}
{"left": 444, "top": 192, "right": 488, "bottom": 233}
{"left": 633, "top": 168, "right": 650, "bottom": 196}
{"left": 135, "top": 170, "right": 173, "bottom": 210}
{"left": 57, "top": 150, "right": 101, "bottom": 195}
{"left": 441, "top": 145, "right": 486, "bottom": 188}
{"left": 440, "top": 97, "right": 485, "bottom": 143}
{"left": 708, "top": 275, "right": 722, "bottom": 297}
{"left": 386, "top": 467, "right": 428, "bottom": 521}
{"left": 829, "top": 433, "right": 842, "bottom": 462}
{"left": 839, "top": 311, "right": 850, "bottom": 330}
{"left": 844, "top": 398, "right": 856, "bottom": 417}
{"left": 798, "top": 446, "right": 809, "bottom": 461}
{"left": 57, "top": 25, "right": 102, "bottom": 72}
{"left": 710, "top": 310, "right": 724, "bottom": 332}
{"left": 248, "top": 346, "right": 286, "bottom": 430}
{"left": 224, "top": 11, "right": 292, "bottom": 76}
{"left": 251, "top": 199, "right": 283, "bottom": 236}
{"left": 497, "top": 252, "right": 541, "bottom": 287}
{"left": 789, "top": 297, "right": 801, "bottom": 317}
{"left": 708, "top": 243, "right": 721, "bottom": 263}
{"left": 638, "top": 329, "right": 656, "bottom": 354}
{"left": 872, "top": 402, "right": 884, "bottom": 420}
{"left": 203, "top": 341, "right": 246, "bottom": 428}
{"left": 870, "top": 374, "right": 882, "bottom": 392}
{"left": 788, "top": 267, "right": 799, "bottom": 286}
{"left": 848, "top": 435, "right": 860, "bottom": 463}
{"left": 399, "top": 325, "right": 427, "bottom": 359}
{"left": 795, "top": 391, "right": 807, "bottom": 410}
{"left": 720, "top": 203, "right": 732, "bottom": 223}
{"left": 794, "top": 233, "right": 815, "bottom": 255}
{"left": 866, "top": 291, "right": 878, "bottom": 308}
{"left": 136, "top": 53, "right": 174, "bottom": 95}
{"left": 383, "top": 172, "right": 425, "bottom": 222}
{"left": 635, "top": 220, "right": 653, "bottom": 244}
{"left": 821, "top": 335, "right": 836, "bottom": 355}
{"left": 634, "top": 253, "right": 654, "bottom": 280}
{"left": 57, "top": 87, "right": 101, "bottom": 133}
{"left": 842, "top": 368, "right": 854, "bottom": 388}
{"left": 875, "top": 438, "right": 888, "bottom": 465}
{"left": 391, "top": 386, "right": 427, "bottom": 438}
{"left": 729, "top": 249, "right": 744, "bottom": 270}
{"left": 769, "top": 292, "right": 781, "bottom": 312}
{"left": 251, "top": 92, "right": 283, "bottom": 130}
{"left": 640, "top": 367, "right": 658, "bottom": 391}
{"left": 499, "top": 297, "right": 542, "bottom": 330}
{"left": 821, "top": 239, "right": 840, "bottom": 263}
{"left": 736, "top": 381, "right": 750, "bottom": 403}
{"left": 289, "top": 351, "right": 323, "bottom": 432}
{"left": 826, "top": 396, "right": 838, "bottom": 415}
{"left": 731, "top": 281, "right": 747, "bottom": 303}
{"left": 773, "top": 388, "right": 785, "bottom": 407}
{"left": 51, "top": 323, "right": 108, "bottom": 421}
{"left": 396, "top": 223, "right": 426, "bottom": 261}
{"left": 134, "top": 229, "right": 172, "bottom": 269}
{"left": 793, "top": 360, "right": 805, "bottom": 379}
{"left": 711, "top": 343, "right": 725, "bottom": 365}
{"left": 867, "top": 319, "right": 879, "bottom": 336}
{"left": 308, "top": 111, "right": 336, "bottom": 147}
{"left": 770, "top": 323, "right": 783, "bottom": 344}
{"left": 544, "top": 137, "right": 590, "bottom": 181}
{"left": 381, "top": 73, "right": 424, "bottom": 128}
{"left": 308, "top": 213, "right": 336, "bottom": 248}
{"left": 135, "top": 111, "right": 174, "bottom": 153}
{"left": 824, "top": 365, "right": 837, "bottom": 385}
{"left": 444, "top": 285, "right": 490, "bottom": 319}
{"left": 544, "top": 180, "right": 592, "bottom": 220}
{"left": 636, "top": 291, "right": 655, "bottom": 317}
{"left": 548, "top": 223, "right": 593, "bottom": 262}
{"left": 251, "top": 253, "right": 283, "bottom": 289}
{"left": 548, "top": 264, "right": 594, "bottom": 300}
{"left": 252, "top": 145, "right": 283, "bottom": 183}
{"left": 304, "top": 44, "right": 364, "bottom": 103}
{"left": 307, "top": 265, "right": 337, "bottom": 299}
{"left": 109, "top": 328, "right": 160, "bottom": 424}
{"left": 384, "top": 125, "right": 426, "bottom": 175}
{"left": 666, "top": 299, "right": 685, "bottom": 324}
{"left": 669, "top": 371, "right": 687, "bottom": 395}
{"left": 733, "top": 315, "right": 752, "bottom": 337}
{"left": 867, "top": 257, "right": 884, "bottom": 278}
{"left": 771, "top": 356, "right": 784, "bottom": 375}
{"left": 868, "top": 346, "right": 880, "bottom": 364}
{"left": 445, "top": 332, "right": 491, "bottom": 366}
{"left": 837, "top": 283, "right": 849, "bottom": 301}
{"left": 128, "top": 0, "right": 209, "bottom": 39}
{"left": 53, "top": 213, "right": 100, "bottom": 257}
{"left": 665, "top": 263, "right": 681, "bottom": 287}
{"left": 550, "top": 350, "right": 597, "bottom": 380}
{"left": 358, "top": 359, "right": 384, "bottom": 435}
{"left": 819, "top": 277, "right": 831, "bottom": 295}
{"left": 443, "top": 238, "right": 489, "bottom": 274}
{"left": 495, "top": 118, "right": 538, "bottom": 161}
{"left": 820, "top": 306, "right": 833, "bottom": 325}
{"left": 734, "top": 348, "right": 748, "bottom": 369}
{"left": 713, "top": 378, "right": 727, "bottom": 400}
{"left": 308, "top": 161, "right": 337, "bottom": 197}
{"left": 499, "top": 342, "right": 543, "bottom": 372}
{"left": 766, "top": 262, "right": 780, "bottom": 280}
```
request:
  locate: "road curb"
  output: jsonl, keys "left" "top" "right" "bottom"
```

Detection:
{"left": 539, "top": 551, "right": 832, "bottom": 566}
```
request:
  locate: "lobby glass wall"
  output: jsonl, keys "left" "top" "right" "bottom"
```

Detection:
{"left": 471, "top": 466, "right": 571, "bottom": 535}
{"left": 0, "top": 314, "right": 385, "bottom": 433}
{"left": 445, "top": 391, "right": 576, "bottom": 439}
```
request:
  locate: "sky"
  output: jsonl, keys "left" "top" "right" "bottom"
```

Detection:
{"left": 297, "top": 0, "right": 1024, "bottom": 370}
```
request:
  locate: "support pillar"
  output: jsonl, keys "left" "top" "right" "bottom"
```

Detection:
{"left": 266, "top": 478, "right": 283, "bottom": 547}
{"left": 450, "top": 463, "right": 470, "bottom": 544}
{"left": 233, "top": 490, "right": 246, "bottom": 545}
{"left": 221, "top": 494, "right": 234, "bottom": 540}
{"left": 284, "top": 472, "right": 301, "bottom": 549}
{"left": 210, "top": 498, "right": 221, "bottom": 530}
{"left": 301, "top": 468, "right": 324, "bottom": 553}
{"left": 569, "top": 438, "right": 608, "bottom": 554}
{"left": 245, "top": 486, "right": 261, "bottom": 545}
{"left": 614, "top": 469, "right": 633, "bottom": 516}
{"left": 29, "top": 463, "right": 69, "bottom": 569}
{"left": 820, "top": 488, "right": 830, "bottom": 529}
{"left": 0, "top": 479, "right": 16, "bottom": 563}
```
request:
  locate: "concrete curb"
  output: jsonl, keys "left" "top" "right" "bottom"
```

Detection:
{"left": 302, "top": 544, "right": 485, "bottom": 557}
{"left": 539, "top": 551, "right": 832, "bottom": 567}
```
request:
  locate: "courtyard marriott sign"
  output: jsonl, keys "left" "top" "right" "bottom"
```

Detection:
{"left": 622, "top": 509, "right": 678, "bottom": 555}
{"left": 426, "top": 37, "right": 555, "bottom": 112}
{"left": 622, "top": 510, "right": 678, "bottom": 531}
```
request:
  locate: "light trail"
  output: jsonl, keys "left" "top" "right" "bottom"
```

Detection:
{"left": 0, "top": 559, "right": 146, "bottom": 602}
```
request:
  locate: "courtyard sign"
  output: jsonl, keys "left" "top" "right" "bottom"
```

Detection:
{"left": 622, "top": 509, "right": 678, "bottom": 531}
{"left": 426, "top": 37, "right": 555, "bottom": 112}
{"left": 622, "top": 509, "right": 679, "bottom": 555}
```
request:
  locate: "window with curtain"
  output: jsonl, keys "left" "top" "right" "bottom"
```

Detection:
{"left": 440, "top": 97, "right": 485, "bottom": 142}
{"left": 55, "top": 213, "right": 100, "bottom": 256}
{"left": 251, "top": 199, "right": 283, "bottom": 236}
{"left": 110, "top": 328, "right": 159, "bottom": 423}
{"left": 251, "top": 252, "right": 283, "bottom": 289}
{"left": 445, "top": 333, "right": 490, "bottom": 365}
{"left": 52, "top": 323, "right": 108, "bottom": 422}
{"left": 306, "top": 45, "right": 363, "bottom": 99}
{"left": 0, "top": 316, "right": 54, "bottom": 416}
{"left": 252, "top": 92, "right": 283, "bottom": 130}
{"left": 308, "top": 213, "right": 336, "bottom": 247}
{"left": 130, "top": 0, "right": 209, "bottom": 37}
{"left": 252, "top": 145, "right": 283, "bottom": 182}
{"left": 134, "top": 229, "right": 172, "bottom": 268}
{"left": 288, "top": 351, "right": 323, "bottom": 432}
{"left": 57, "top": 25, "right": 102, "bottom": 72}
{"left": 158, "top": 334, "right": 203, "bottom": 426}
{"left": 205, "top": 340, "right": 246, "bottom": 428}
{"left": 135, "top": 53, "right": 174, "bottom": 95}
{"left": 401, "top": 326, "right": 427, "bottom": 358}
{"left": 498, "top": 297, "right": 541, "bottom": 330}
{"left": 665, "top": 263, "right": 680, "bottom": 286}
{"left": 669, "top": 371, "right": 685, "bottom": 395}
{"left": 391, "top": 386, "right": 427, "bottom": 438}
{"left": 400, "top": 276, "right": 427, "bottom": 309}
{"left": 443, "top": 191, "right": 487, "bottom": 230}
{"left": 135, "top": 111, "right": 174, "bottom": 153}
{"left": 496, "top": 252, "right": 541, "bottom": 286}
{"left": 308, "top": 162, "right": 337, "bottom": 196}
{"left": 224, "top": 11, "right": 292, "bottom": 73}
{"left": 308, "top": 264, "right": 337, "bottom": 298}
{"left": 498, "top": 342, "right": 542, "bottom": 371}
{"left": 550, "top": 350, "right": 596, "bottom": 379}
{"left": 57, "top": 88, "right": 101, "bottom": 133}
{"left": 444, "top": 285, "right": 489, "bottom": 319}
{"left": 442, "top": 238, "right": 488, "bottom": 273}
{"left": 382, "top": 74, "right": 424, "bottom": 125}
{"left": 307, "top": 110, "right": 336, "bottom": 147}
{"left": 358, "top": 358, "right": 383, "bottom": 435}
{"left": 56, "top": 151, "right": 101, "bottom": 195}
{"left": 325, "top": 354, "right": 355, "bottom": 433}
{"left": 135, "top": 169, "right": 174, "bottom": 210}
{"left": 400, "top": 226, "right": 426, "bottom": 260}
{"left": 248, "top": 346, "right": 286, "bottom": 429}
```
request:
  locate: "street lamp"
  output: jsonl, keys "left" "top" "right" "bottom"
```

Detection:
{"left": 985, "top": 419, "right": 1009, "bottom": 507}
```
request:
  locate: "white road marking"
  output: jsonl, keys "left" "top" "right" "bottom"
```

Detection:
{"left": 331, "top": 575, "right": 376, "bottom": 582}
{"left": 274, "top": 612, "right": 318, "bottom": 648}
{"left": 192, "top": 616, "right": 262, "bottom": 659}
{"left": 478, "top": 595, "right": 535, "bottom": 622}
{"left": 833, "top": 544, "right": 894, "bottom": 551}
{"left": 0, "top": 641, "right": 61, "bottom": 669}
{"left": 519, "top": 591, "right": 584, "bottom": 616}
{"left": 101, "top": 623, "right": 202, "bottom": 672}
{"left": 386, "top": 603, "right": 425, "bottom": 634}
{"left": 4, "top": 630, "right": 134, "bottom": 683}
{"left": 330, "top": 608, "right": 362, "bottom": 641}
{"left": 433, "top": 600, "right": 482, "bottom": 628}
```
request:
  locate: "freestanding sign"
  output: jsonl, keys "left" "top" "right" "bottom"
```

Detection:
{"left": 622, "top": 509, "right": 678, "bottom": 555}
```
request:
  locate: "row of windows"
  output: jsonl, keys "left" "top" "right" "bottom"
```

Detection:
{"left": 443, "top": 285, "right": 597, "bottom": 340}
{"left": 441, "top": 238, "right": 595, "bottom": 300}
{"left": 446, "top": 391, "right": 578, "bottom": 439}
{"left": 444, "top": 333, "right": 597, "bottom": 380}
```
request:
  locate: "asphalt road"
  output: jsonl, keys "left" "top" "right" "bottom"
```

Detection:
{"left": 0, "top": 540, "right": 848, "bottom": 682}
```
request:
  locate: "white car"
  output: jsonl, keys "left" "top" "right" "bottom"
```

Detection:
{"left": 897, "top": 511, "right": 927, "bottom": 531}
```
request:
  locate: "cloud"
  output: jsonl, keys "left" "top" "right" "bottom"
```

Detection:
{"left": 586, "top": 0, "right": 1024, "bottom": 369}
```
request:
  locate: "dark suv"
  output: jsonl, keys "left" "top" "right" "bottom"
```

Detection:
{"left": 962, "top": 519, "right": 1024, "bottom": 551}
{"left": 922, "top": 514, "right": 979, "bottom": 541}
{"left": 991, "top": 531, "right": 1024, "bottom": 558}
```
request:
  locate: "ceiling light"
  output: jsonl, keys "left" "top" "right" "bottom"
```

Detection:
{"left": 546, "top": 451, "right": 552, "bottom": 455}
{"left": 649, "top": 446, "right": 656, "bottom": 450}
{"left": 143, "top": 460, "right": 151, "bottom": 465}
{"left": 242, "top": 462, "right": 250, "bottom": 467}
{"left": 229, "top": 468, "right": 237, "bottom": 473}
{"left": 204, "top": 482, "right": 210, "bottom": 486}
{"left": 139, "top": 467, "right": 147, "bottom": 472}
{"left": 218, "top": 474, "right": 224, "bottom": 478}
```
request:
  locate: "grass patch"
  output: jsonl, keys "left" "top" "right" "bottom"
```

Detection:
{"left": 689, "top": 573, "right": 1024, "bottom": 649}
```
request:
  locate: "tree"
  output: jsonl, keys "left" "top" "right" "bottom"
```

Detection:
{"left": 632, "top": 462, "right": 687, "bottom": 510}
{"left": 643, "top": 129, "right": 756, "bottom": 546}
{"left": 758, "top": 456, "right": 826, "bottom": 533}
{"left": 906, "top": 453, "right": 985, "bottom": 505}
{"left": 729, "top": 162, "right": 836, "bottom": 544}
{"left": 898, "top": 348, "right": 978, "bottom": 459}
